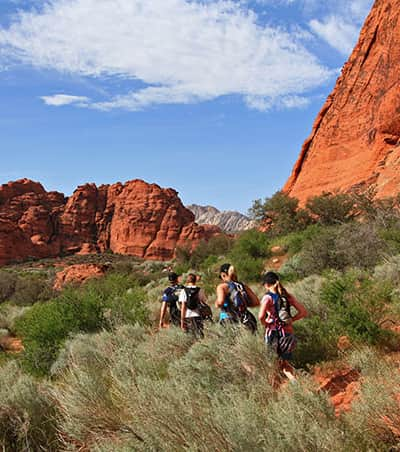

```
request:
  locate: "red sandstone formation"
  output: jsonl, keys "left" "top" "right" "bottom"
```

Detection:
{"left": 54, "top": 264, "right": 107, "bottom": 290}
{"left": 315, "top": 367, "right": 361, "bottom": 416}
{"left": 284, "top": 0, "right": 400, "bottom": 204}
{"left": 0, "top": 178, "right": 219, "bottom": 266}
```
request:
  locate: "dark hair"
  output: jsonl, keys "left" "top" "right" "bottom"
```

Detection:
{"left": 219, "top": 263, "right": 231, "bottom": 274}
{"left": 168, "top": 272, "right": 179, "bottom": 283}
{"left": 187, "top": 273, "right": 197, "bottom": 284}
{"left": 263, "top": 271, "right": 288, "bottom": 297}
{"left": 262, "top": 271, "right": 279, "bottom": 286}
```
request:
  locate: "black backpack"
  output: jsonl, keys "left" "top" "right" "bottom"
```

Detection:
{"left": 185, "top": 286, "right": 201, "bottom": 310}
{"left": 162, "top": 285, "right": 182, "bottom": 326}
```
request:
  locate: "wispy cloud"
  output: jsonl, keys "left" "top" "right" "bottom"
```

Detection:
{"left": 40, "top": 94, "right": 89, "bottom": 106}
{"left": 308, "top": 0, "right": 373, "bottom": 55}
{"left": 0, "top": 0, "right": 334, "bottom": 112}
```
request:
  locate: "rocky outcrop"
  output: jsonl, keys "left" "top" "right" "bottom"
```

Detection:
{"left": 0, "top": 178, "right": 219, "bottom": 266}
{"left": 54, "top": 264, "right": 107, "bottom": 290}
{"left": 188, "top": 205, "right": 256, "bottom": 232}
{"left": 284, "top": 0, "right": 400, "bottom": 204}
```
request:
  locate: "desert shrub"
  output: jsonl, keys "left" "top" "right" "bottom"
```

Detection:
{"left": 54, "top": 323, "right": 365, "bottom": 451}
{"left": 345, "top": 348, "right": 400, "bottom": 449}
{"left": 0, "top": 303, "right": 30, "bottom": 332}
{"left": 293, "top": 316, "right": 340, "bottom": 367}
{"left": 176, "top": 235, "right": 234, "bottom": 270}
{"left": 250, "top": 191, "right": 311, "bottom": 236}
{"left": 228, "top": 229, "right": 270, "bottom": 281}
{"left": 306, "top": 192, "right": 355, "bottom": 225}
{"left": 0, "top": 271, "right": 18, "bottom": 303}
{"left": 15, "top": 274, "right": 149, "bottom": 375}
{"left": 273, "top": 224, "right": 325, "bottom": 256}
{"left": 297, "top": 223, "right": 385, "bottom": 276}
{"left": 379, "top": 226, "right": 400, "bottom": 253}
{"left": 0, "top": 361, "right": 59, "bottom": 451}
{"left": 319, "top": 271, "right": 390, "bottom": 345}
{"left": 11, "top": 272, "right": 54, "bottom": 306}
{"left": 288, "top": 275, "right": 326, "bottom": 317}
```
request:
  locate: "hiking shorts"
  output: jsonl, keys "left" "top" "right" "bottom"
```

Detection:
{"left": 265, "top": 330, "right": 296, "bottom": 361}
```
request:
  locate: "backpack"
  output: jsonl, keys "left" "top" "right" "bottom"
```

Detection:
{"left": 162, "top": 285, "right": 182, "bottom": 326}
{"left": 184, "top": 286, "right": 201, "bottom": 310}
{"left": 227, "top": 281, "right": 249, "bottom": 314}
{"left": 162, "top": 285, "right": 180, "bottom": 304}
{"left": 268, "top": 292, "right": 292, "bottom": 325}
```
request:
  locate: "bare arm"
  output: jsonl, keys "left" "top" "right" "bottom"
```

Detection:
{"left": 258, "top": 297, "right": 268, "bottom": 327}
{"left": 181, "top": 303, "right": 187, "bottom": 331}
{"left": 215, "top": 283, "right": 227, "bottom": 308}
{"left": 244, "top": 284, "right": 260, "bottom": 307}
{"left": 159, "top": 302, "right": 168, "bottom": 329}
{"left": 289, "top": 295, "right": 308, "bottom": 322}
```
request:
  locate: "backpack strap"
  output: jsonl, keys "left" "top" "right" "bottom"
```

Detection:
{"left": 267, "top": 291, "right": 285, "bottom": 333}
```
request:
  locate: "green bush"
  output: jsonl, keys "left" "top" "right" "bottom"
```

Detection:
{"left": 15, "top": 274, "right": 149, "bottom": 375}
{"left": 176, "top": 234, "right": 234, "bottom": 270}
{"left": 228, "top": 229, "right": 270, "bottom": 281}
{"left": 0, "top": 361, "right": 58, "bottom": 450}
{"left": 250, "top": 191, "right": 311, "bottom": 236}
{"left": 306, "top": 192, "right": 355, "bottom": 226}
{"left": 295, "top": 223, "right": 385, "bottom": 276}
{"left": 319, "top": 271, "right": 391, "bottom": 346}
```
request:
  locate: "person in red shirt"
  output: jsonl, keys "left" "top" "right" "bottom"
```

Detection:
{"left": 258, "top": 271, "right": 307, "bottom": 381}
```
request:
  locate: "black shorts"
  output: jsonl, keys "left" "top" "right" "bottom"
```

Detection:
{"left": 184, "top": 317, "right": 204, "bottom": 338}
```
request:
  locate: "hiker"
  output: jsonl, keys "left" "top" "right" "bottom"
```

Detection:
{"left": 179, "top": 273, "right": 210, "bottom": 338}
{"left": 259, "top": 271, "right": 307, "bottom": 381}
{"left": 215, "top": 263, "right": 260, "bottom": 332}
{"left": 159, "top": 272, "right": 183, "bottom": 329}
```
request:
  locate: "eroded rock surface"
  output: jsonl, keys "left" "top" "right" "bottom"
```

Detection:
{"left": 284, "top": 0, "right": 400, "bottom": 203}
{"left": 0, "top": 178, "right": 219, "bottom": 265}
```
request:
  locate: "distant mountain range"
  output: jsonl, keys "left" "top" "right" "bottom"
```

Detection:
{"left": 188, "top": 205, "right": 256, "bottom": 232}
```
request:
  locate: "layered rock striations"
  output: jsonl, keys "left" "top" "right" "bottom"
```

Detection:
{"left": 284, "top": 0, "right": 400, "bottom": 204}
{"left": 188, "top": 205, "right": 256, "bottom": 232}
{"left": 0, "top": 178, "right": 219, "bottom": 266}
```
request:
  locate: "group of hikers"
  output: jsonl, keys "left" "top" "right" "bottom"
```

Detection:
{"left": 159, "top": 264, "right": 308, "bottom": 381}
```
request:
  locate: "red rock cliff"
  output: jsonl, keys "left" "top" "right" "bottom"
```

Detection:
{"left": 284, "top": 0, "right": 400, "bottom": 204}
{"left": 0, "top": 178, "right": 219, "bottom": 266}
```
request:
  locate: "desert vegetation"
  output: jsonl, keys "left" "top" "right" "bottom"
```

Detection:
{"left": 0, "top": 190, "right": 399, "bottom": 451}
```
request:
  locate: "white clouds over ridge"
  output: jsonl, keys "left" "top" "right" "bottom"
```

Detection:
{"left": 0, "top": 0, "right": 335, "bottom": 111}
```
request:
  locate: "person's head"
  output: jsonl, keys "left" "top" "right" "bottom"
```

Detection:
{"left": 219, "top": 263, "right": 238, "bottom": 282}
{"left": 262, "top": 271, "right": 280, "bottom": 290}
{"left": 168, "top": 272, "right": 179, "bottom": 284}
{"left": 186, "top": 273, "right": 197, "bottom": 285}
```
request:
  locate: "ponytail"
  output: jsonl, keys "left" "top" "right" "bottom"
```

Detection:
{"left": 276, "top": 281, "right": 288, "bottom": 297}
{"left": 228, "top": 265, "right": 238, "bottom": 282}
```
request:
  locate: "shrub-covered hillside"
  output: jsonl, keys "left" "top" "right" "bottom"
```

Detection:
{"left": 0, "top": 190, "right": 399, "bottom": 451}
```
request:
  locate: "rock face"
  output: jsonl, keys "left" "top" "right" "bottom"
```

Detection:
{"left": 284, "top": 0, "right": 400, "bottom": 204}
{"left": 54, "top": 264, "right": 107, "bottom": 290}
{"left": 188, "top": 205, "right": 256, "bottom": 232}
{"left": 0, "top": 178, "right": 219, "bottom": 266}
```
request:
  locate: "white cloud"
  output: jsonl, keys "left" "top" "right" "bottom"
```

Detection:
{"left": 40, "top": 94, "right": 90, "bottom": 106}
{"left": 308, "top": 0, "right": 373, "bottom": 55}
{"left": 0, "top": 0, "right": 333, "bottom": 111}
{"left": 309, "top": 16, "right": 360, "bottom": 55}
{"left": 245, "top": 94, "right": 309, "bottom": 111}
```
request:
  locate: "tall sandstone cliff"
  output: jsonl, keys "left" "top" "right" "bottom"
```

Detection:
{"left": 0, "top": 179, "right": 219, "bottom": 266}
{"left": 284, "top": 0, "right": 400, "bottom": 204}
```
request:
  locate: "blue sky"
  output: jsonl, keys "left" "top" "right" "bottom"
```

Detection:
{"left": 0, "top": 0, "right": 373, "bottom": 213}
